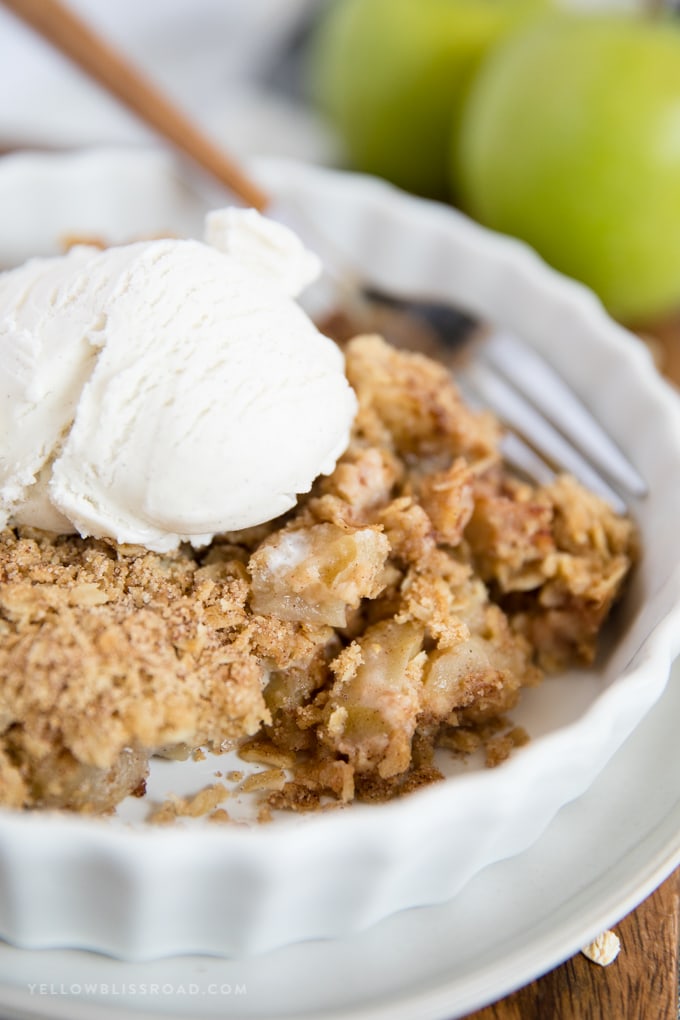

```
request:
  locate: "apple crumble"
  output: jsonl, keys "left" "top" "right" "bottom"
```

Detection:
{"left": 0, "top": 335, "right": 635, "bottom": 813}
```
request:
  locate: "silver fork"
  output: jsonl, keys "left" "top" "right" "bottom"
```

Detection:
{"left": 459, "top": 328, "right": 647, "bottom": 514}
{"left": 360, "top": 293, "right": 647, "bottom": 514}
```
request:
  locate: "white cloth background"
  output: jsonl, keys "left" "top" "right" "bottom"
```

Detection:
{"left": 0, "top": 0, "right": 334, "bottom": 161}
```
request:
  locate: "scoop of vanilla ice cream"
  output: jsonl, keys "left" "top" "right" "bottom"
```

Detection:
{"left": 0, "top": 243, "right": 138, "bottom": 529}
{"left": 204, "top": 206, "right": 321, "bottom": 297}
{"left": 0, "top": 210, "right": 357, "bottom": 552}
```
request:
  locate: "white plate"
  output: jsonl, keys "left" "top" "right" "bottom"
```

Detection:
{"left": 0, "top": 654, "right": 678, "bottom": 1020}
{"left": 0, "top": 148, "right": 679, "bottom": 960}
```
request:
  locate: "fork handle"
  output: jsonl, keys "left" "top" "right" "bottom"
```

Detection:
{"left": 1, "top": 0, "right": 271, "bottom": 212}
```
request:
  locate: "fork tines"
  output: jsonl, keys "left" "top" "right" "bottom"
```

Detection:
{"left": 457, "top": 330, "right": 647, "bottom": 514}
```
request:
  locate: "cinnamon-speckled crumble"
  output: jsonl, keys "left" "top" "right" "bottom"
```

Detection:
{"left": 0, "top": 336, "right": 636, "bottom": 814}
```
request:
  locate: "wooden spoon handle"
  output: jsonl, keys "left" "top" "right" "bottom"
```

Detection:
{"left": 1, "top": 0, "right": 271, "bottom": 211}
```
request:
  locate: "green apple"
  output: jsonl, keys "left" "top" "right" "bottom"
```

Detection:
{"left": 308, "top": 0, "right": 548, "bottom": 200}
{"left": 455, "top": 14, "right": 680, "bottom": 323}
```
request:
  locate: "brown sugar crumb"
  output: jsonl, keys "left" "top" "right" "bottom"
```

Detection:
{"left": 439, "top": 727, "right": 484, "bottom": 756}
{"left": 354, "top": 763, "right": 445, "bottom": 803}
{"left": 485, "top": 737, "right": 512, "bottom": 768}
{"left": 485, "top": 729, "right": 525, "bottom": 768}
{"left": 238, "top": 740, "right": 296, "bottom": 770}
{"left": 131, "top": 777, "right": 148, "bottom": 799}
{"left": 208, "top": 808, "right": 231, "bottom": 824}
{"left": 440, "top": 719, "right": 530, "bottom": 768}
{"left": 146, "top": 783, "right": 229, "bottom": 824}
{"left": 0, "top": 334, "right": 636, "bottom": 817}
{"left": 507, "top": 726, "right": 530, "bottom": 749}
{"left": 268, "top": 759, "right": 355, "bottom": 812}
{"left": 146, "top": 803, "right": 180, "bottom": 825}
{"left": 267, "top": 784, "right": 341, "bottom": 814}
{"left": 239, "top": 768, "right": 287, "bottom": 794}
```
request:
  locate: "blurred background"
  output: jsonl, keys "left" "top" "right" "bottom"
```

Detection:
{"left": 0, "top": 1, "right": 333, "bottom": 159}
{"left": 1, "top": 0, "right": 679, "bottom": 371}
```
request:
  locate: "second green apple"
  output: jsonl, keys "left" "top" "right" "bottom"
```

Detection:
{"left": 455, "top": 15, "right": 680, "bottom": 323}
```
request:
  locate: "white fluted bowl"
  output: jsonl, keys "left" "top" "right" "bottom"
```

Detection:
{"left": 0, "top": 148, "right": 678, "bottom": 960}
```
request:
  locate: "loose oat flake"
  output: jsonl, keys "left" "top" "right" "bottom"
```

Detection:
{"left": 581, "top": 930, "right": 621, "bottom": 966}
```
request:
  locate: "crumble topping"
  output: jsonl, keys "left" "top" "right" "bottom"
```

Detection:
{"left": 0, "top": 335, "right": 636, "bottom": 814}
{"left": 147, "top": 782, "right": 229, "bottom": 825}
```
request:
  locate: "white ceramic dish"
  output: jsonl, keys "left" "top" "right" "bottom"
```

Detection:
{"left": 0, "top": 655, "right": 678, "bottom": 1020}
{"left": 0, "top": 147, "right": 679, "bottom": 962}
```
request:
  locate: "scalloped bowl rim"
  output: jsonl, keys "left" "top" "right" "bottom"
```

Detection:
{"left": 0, "top": 148, "right": 678, "bottom": 959}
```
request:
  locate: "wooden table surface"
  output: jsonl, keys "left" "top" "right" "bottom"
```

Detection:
{"left": 461, "top": 871, "right": 679, "bottom": 1020}
{"left": 462, "top": 320, "right": 680, "bottom": 1020}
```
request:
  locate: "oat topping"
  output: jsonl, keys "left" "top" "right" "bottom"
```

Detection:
{"left": 581, "top": 929, "right": 622, "bottom": 966}
{"left": 0, "top": 335, "right": 636, "bottom": 814}
{"left": 147, "top": 783, "right": 230, "bottom": 825}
